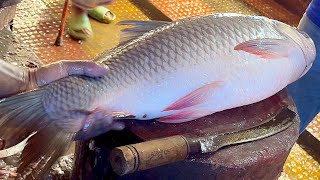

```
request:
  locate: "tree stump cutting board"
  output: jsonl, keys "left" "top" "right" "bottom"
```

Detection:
{"left": 71, "top": 89, "right": 299, "bottom": 180}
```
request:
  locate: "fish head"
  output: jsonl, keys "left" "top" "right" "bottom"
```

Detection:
{"left": 275, "top": 22, "right": 316, "bottom": 78}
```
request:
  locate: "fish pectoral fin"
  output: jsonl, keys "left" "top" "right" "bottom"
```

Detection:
{"left": 117, "top": 20, "right": 170, "bottom": 44}
{"left": 162, "top": 81, "right": 222, "bottom": 112}
{"left": 234, "top": 38, "right": 292, "bottom": 59}
{"left": 157, "top": 109, "right": 211, "bottom": 123}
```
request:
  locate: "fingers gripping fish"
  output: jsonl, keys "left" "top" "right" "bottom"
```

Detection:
{"left": 0, "top": 13, "right": 316, "bottom": 178}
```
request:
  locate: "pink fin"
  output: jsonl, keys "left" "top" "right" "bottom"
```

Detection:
{"left": 157, "top": 111, "right": 195, "bottom": 123}
{"left": 163, "top": 81, "right": 222, "bottom": 112}
{"left": 157, "top": 109, "right": 211, "bottom": 123}
{"left": 234, "top": 38, "right": 291, "bottom": 59}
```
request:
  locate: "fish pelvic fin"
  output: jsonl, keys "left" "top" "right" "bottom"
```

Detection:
{"left": 162, "top": 81, "right": 222, "bottom": 112}
{"left": 0, "top": 90, "right": 73, "bottom": 179}
{"left": 234, "top": 38, "right": 292, "bottom": 59}
{"left": 157, "top": 109, "right": 211, "bottom": 123}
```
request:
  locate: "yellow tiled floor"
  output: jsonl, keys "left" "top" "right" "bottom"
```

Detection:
{"left": 284, "top": 144, "right": 320, "bottom": 180}
{"left": 308, "top": 115, "right": 320, "bottom": 140}
{"left": 13, "top": 0, "right": 151, "bottom": 64}
{"left": 202, "top": 0, "right": 260, "bottom": 15}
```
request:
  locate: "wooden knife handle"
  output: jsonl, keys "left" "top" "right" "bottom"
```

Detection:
{"left": 110, "top": 135, "right": 191, "bottom": 176}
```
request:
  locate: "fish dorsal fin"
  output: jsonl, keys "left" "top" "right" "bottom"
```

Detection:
{"left": 93, "top": 20, "right": 171, "bottom": 63}
{"left": 117, "top": 20, "right": 170, "bottom": 44}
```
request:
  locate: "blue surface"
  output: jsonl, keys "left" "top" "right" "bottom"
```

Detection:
{"left": 287, "top": 0, "right": 320, "bottom": 133}
{"left": 306, "top": 0, "right": 320, "bottom": 28}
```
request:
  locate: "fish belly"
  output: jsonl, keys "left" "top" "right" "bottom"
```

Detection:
{"left": 106, "top": 55, "right": 292, "bottom": 121}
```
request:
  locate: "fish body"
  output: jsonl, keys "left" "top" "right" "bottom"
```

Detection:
{"left": 45, "top": 13, "right": 315, "bottom": 123}
{"left": 0, "top": 13, "right": 315, "bottom": 177}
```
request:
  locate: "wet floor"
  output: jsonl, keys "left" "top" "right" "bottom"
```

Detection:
{"left": 12, "top": 0, "right": 320, "bottom": 179}
{"left": 13, "top": 0, "right": 151, "bottom": 64}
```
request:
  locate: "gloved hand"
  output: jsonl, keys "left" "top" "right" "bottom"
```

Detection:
{"left": 0, "top": 60, "right": 124, "bottom": 133}
{"left": 26, "top": 60, "right": 109, "bottom": 90}
{"left": 0, "top": 60, "right": 108, "bottom": 98}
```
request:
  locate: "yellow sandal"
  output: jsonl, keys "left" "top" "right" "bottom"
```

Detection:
{"left": 88, "top": 6, "right": 116, "bottom": 24}
{"left": 68, "top": 13, "right": 93, "bottom": 40}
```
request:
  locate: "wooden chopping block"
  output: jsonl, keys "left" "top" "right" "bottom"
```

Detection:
{"left": 71, "top": 89, "right": 300, "bottom": 180}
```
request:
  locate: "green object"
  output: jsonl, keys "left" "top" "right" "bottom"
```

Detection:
{"left": 68, "top": 12, "right": 93, "bottom": 40}
{"left": 88, "top": 6, "right": 116, "bottom": 24}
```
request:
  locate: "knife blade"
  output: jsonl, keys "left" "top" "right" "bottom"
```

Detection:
{"left": 110, "top": 107, "right": 296, "bottom": 176}
{"left": 190, "top": 107, "right": 296, "bottom": 153}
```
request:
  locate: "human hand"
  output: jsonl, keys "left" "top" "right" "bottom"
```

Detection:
{"left": 74, "top": 108, "right": 125, "bottom": 140}
{"left": 0, "top": 60, "right": 108, "bottom": 97}
{"left": 0, "top": 59, "right": 125, "bottom": 135}
{"left": 28, "top": 60, "right": 126, "bottom": 133}
{"left": 25, "top": 60, "right": 109, "bottom": 90}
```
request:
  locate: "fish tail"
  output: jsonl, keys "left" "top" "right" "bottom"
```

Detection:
{"left": 0, "top": 90, "right": 73, "bottom": 179}
{"left": 0, "top": 90, "right": 47, "bottom": 146}
{"left": 18, "top": 125, "right": 73, "bottom": 179}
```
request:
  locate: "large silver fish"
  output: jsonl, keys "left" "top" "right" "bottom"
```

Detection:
{"left": 0, "top": 13, "right": 316, "bottom": 178}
